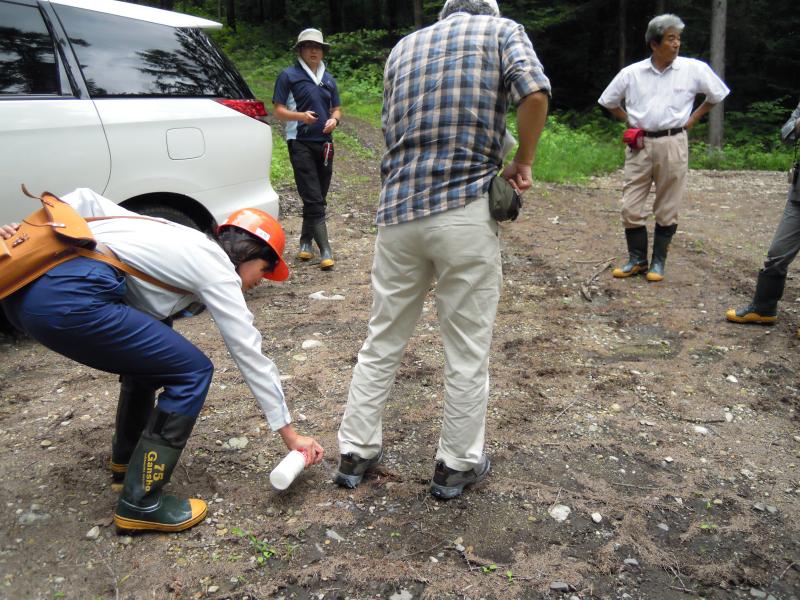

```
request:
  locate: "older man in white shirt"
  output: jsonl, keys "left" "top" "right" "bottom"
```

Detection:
{"left": 599, "top": 13, "right": 729, "bottom": 283}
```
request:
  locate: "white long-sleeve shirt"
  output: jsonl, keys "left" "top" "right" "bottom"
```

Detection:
{"left": 64, "top": 188, "right": 291, "bottom": 431}
{"left": 598, "top": 56, "right": 729, "bottom": 131}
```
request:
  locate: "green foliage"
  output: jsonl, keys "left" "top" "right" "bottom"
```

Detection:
{"left": 526, "top": 115, "right": 624, "bottom": 183}
{"left": 232, "top": 527, "right": 278, "bottom": 566}
{"left": 690, "top": 140, "right": 793, "bottom": 171}
{"left": 481, "top": 563, "right": 497, "bottom": 573}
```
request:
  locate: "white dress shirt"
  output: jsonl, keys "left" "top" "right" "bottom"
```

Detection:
{"left": 63, "top": 188, "right": 292, "bottom": 431}
{"left": 598, "top": 56, "right": 730, "bottom": 131}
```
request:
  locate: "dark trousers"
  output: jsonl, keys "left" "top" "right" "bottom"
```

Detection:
{"left": 763, "top": 180, "right": 800, "bottom": 278}
{"left": 288, "top": 139, "right": 333, "bottom": 222}
{"left": 2, "top": 258, "right": 213, "bottom": 417}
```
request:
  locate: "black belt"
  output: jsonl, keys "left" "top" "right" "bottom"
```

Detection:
{"left": 644, "top": 127, "right": 685, "bottom": 138}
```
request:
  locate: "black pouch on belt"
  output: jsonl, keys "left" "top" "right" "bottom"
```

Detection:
{"left": 489, "top": 175, "right": 522, "bottom": 222}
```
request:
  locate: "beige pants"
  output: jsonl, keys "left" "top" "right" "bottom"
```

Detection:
{"left": 337, "top": 197, "right": 501, "bottom": 472}
{"left": 621, "top": 131, "right": 688, "bottom": 228}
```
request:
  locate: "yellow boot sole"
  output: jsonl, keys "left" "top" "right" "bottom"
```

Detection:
{"left": 646, "top": 271, "right": 664, "bottom": 282}
{"left": 725, "top": 309, "right": 776, "bottom": 324}
{"left": 114, "top": 498, "right": 208, "bottom": 533}
{"left": 612, "top": 264, "right": 647, "bottom": 278}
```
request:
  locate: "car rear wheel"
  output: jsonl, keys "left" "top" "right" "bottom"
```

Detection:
{"left": 134, "top": 204, "right": 201, "bottom": 230}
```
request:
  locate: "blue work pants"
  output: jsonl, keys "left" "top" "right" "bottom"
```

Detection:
{"left": 2, "top": 258, "right": 213, "bottom": 417}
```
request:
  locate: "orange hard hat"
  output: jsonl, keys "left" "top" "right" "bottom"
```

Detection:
{"left": 217, "top": 208, "right": 289, "bottom": 282}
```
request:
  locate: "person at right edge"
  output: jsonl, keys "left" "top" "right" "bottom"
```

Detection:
{"left": 726, "top": 98, "right": 800, "bottom": 328}
{"left": 333, "top": 0, "right": 550, "bottom": 499}
{"left": 598, "top": 14, "right": 729, "bottom": 283}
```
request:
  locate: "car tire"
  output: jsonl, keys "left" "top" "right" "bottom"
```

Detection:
{"left": 135, "top": 204, "right": 201, "bottom": 230}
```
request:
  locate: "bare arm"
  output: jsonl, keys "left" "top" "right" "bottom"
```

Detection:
{"left": 323, "top": 106, "right": 342, "bottom": 135}
{"left": 685, "top": 99, "right": 717, "bottom": 130}
{"left": 501, "top": 91, "right": 549, "bottom": 192}
{"left": 272, "top": 103, "right": 319, "bottom": 125}
{"left": 606, "top": 106, "right": 629, "bottom": 124}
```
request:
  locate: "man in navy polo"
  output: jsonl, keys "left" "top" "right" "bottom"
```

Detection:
{"left": 273, "top": 28, "right": 342, "bottom": 270}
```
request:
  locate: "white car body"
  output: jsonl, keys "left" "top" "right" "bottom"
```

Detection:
{"left": 0, "top": 0, "right": 278, "bottom": 230}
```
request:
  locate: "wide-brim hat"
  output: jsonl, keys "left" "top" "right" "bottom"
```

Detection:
{"left": 293, "top": 28, "right": 330, "bottom": 50}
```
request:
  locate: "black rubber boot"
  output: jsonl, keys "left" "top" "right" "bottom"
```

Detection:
{"left": 313, "top": 220, "right": 335, "bottom": 270}
{"left": 114, "top": 409, "right": 207, "bottom": 533}
{"left": 110, "top": 377, "right": 156, "bottom": 491}
{"left": 726, "top": 270, "right": 785, "bottom": 325}
{"left": 646, "top": 223, "right": 678, "bottom": 282}
{"left": 297, "top": 218, "right": 315, "bottom": 261}
{"left": 612, "top": 226, "right": 648, "bottom": 278}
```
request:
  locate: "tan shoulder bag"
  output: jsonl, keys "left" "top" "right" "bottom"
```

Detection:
{"left": 0, "top": 186, "right": 190, "bottom": 300}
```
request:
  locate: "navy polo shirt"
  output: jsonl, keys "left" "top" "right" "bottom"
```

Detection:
{"left": 272, "top": 63, "right": 340, "bottom": 142}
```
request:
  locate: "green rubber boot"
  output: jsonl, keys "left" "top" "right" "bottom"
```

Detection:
{"left": 612, "top": 226, "right": 648, "bottom": 278}
{"left": 110, "top": 377, "right": 156, "bottom": 491}
{"left": 313, "top": 220, "right": 335, "bottom": 270}
{"left": 297, "top": 218, "right": 315, "bottom": 261}
{"left": 114, "top": 409, "right": 207, "bottom": 534}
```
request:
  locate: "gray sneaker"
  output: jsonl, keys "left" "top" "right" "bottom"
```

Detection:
{"left": 430, "top": 455, "right": 491, "bottom": 499}
{"left": 333, "top": 450, "right": 382, "bottom": 488}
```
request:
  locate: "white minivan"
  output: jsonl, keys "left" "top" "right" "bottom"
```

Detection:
{"left": 0, "top": 0, "right": 279, "bottom": 231}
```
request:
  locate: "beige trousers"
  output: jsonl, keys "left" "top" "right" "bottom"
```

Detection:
{"left": 337, "top": 197, "right": 501, "bottom": 472}
{"left": 621, "top": 131, "right": 688, "bottom": 228}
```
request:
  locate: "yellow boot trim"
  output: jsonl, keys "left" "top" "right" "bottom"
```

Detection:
{"left": 725, "top": 309, "right": 776, "bottom": 324}
{"left": 114, "top": 498, "right": 207, "bottom": 533}
{"left": 646, "top": 271, "right": 664, "bottom": 282}
{"left": 297, "top": 250, "right": 314, "bottom": 260}
{"left": 320, "top": 258, "right": 335, "bottom": 270}
{"left": 110, "top": 460, "right": 127, "bottom": 475}
{"left": 612, "top": 264, "right": 646, "bottom": 278}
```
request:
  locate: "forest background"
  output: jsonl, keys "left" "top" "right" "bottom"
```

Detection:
{"left": 141, "top": 0, "right": 799, "bottom": 182}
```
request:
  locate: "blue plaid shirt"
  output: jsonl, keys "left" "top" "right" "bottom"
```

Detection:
{"left": 378, "top": 13, "right": 551, "bottom": 226}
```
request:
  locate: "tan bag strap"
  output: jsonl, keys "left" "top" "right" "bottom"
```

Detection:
{"left": 74, "top": 247, "right": 191, "bottom": 295}
{"left": 20, "top": 184, "right": 191, "bottom": 296}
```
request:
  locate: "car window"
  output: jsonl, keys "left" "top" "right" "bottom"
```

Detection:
{"left": 0, "top": 1, "right": 60, "bottom": 95}
{"left": 54, "top": 5, "right": 251, "bottom": 98}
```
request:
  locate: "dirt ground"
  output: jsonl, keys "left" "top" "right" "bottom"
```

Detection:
{"left": 1, "top": 118, "right": 799, "bottom": 600}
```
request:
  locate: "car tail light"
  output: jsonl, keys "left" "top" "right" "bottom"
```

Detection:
{"left": 216, "top": 99, "right": 269, "bottom": 123}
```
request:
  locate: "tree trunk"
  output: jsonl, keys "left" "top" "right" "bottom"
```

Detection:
{"left": 413, "top": 0, "right": 423, "bottom": 29}
{"left": 708, "top": 0, "right": 726, "bottom": 149}
{"left": 328, "top": 0, "right": 341, "bottom": 33}
{"left": 226, "top": 0, "right": 236, "bottom": 31}
{"left": 618, "top": 0, "right": 627, "bottom": 70}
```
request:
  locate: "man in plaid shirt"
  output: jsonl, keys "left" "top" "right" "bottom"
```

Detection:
{"left": 335, "top": 0, "right": 550, "bottom": 499}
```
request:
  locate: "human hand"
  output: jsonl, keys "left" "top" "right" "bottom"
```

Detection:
{"left": 500, "top": 160, "right": 533, "bottom": 192}
{"left": 278, "top": 424, "right": 324, "bottom": 465}
{"left": 0, "top": 223, "right": 20, "bottom": 239}
{"left": 323, "top": 118, "right": 338, "bottom": 134}
{"left": 300, "top": 111, "right": 318, "bottom": 125}
{"left": 289, "top": 435, "right": 324, "bottom": 465}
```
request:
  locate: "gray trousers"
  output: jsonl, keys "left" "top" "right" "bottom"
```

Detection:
{"left": 763, "top": 178, "right": 800, "bottom": 278}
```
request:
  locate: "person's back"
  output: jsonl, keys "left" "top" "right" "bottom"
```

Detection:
{"left": 379, "top": 10, "right": 548, "bottom": 225}
{"left": 336, "top": 0, "right": 550, "bottom": 500}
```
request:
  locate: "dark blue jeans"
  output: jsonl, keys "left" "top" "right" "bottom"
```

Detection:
{"left": 2, "top": 258, "right": 213, "bottom": 417}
